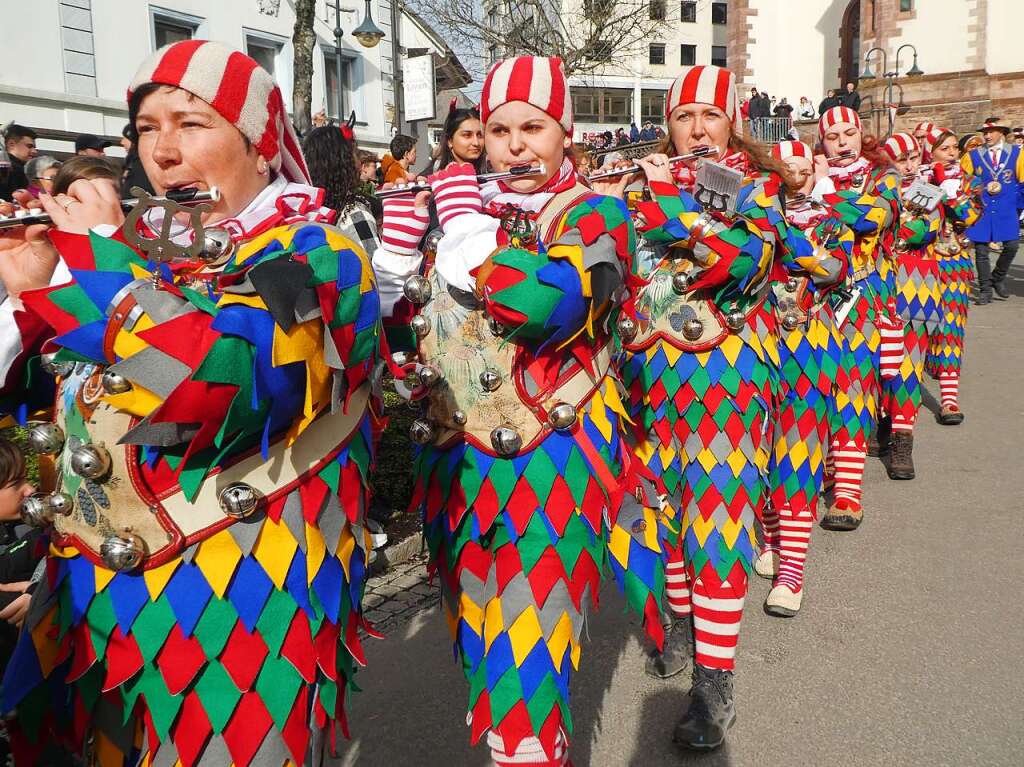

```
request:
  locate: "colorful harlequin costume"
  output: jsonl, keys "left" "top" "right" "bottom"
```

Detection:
{"left": 372, "top": 56, "right": 671, "bottom": 766}
{"left": 812, "top": 107, "right": 903, "bottom": 529}
{"left": 618, "top": 66, "right": 836, "bottom": 748}
{"left": 923, "top": 135, "right": 982, "bottom": 420}
{"left": 752, "top": 140, "right": 852, "bottom": 615}
{"left": 0, "top": 41, "right": 384, "bottom": 767}
{"left": 877, "top": 132, "right": 941, "bottom": 476}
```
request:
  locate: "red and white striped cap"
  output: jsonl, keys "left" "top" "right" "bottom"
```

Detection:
{"left": 128, "top": 40, "right": 309, "bottom": 183}
{"left": 914, "top": 121, "right": 936, "bottom": 134}
{"left": 666, "top": 65, "right": 741, "bottom": 130}
{"left": 926, "top": 125, "right": 952, "bottom": 149}
{"left": 818, "top": 106, "right": 862, "bottom": 138}
{"left": 882, "top": 132, "right": 920, "bottom": 161}
{"left": 772, "top": 140, "right": 813, "bottom": 161}
{"left": 480, "top": 57, "right": 572, "bottom": 133}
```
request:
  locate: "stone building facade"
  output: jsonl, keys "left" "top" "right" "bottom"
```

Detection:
{"left": 727, "top": 0, "right": 1024, "bottom": 140}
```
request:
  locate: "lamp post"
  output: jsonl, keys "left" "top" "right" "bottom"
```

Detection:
{"left": 860, "top": 44, "right": 922, "bottom": 137}
{"left": 329, "top": 0, "right": 384, "bottom": 123}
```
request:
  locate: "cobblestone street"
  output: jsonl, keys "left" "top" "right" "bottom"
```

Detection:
{"left": 363, "top": 552, "right": 438, "bottom": 636}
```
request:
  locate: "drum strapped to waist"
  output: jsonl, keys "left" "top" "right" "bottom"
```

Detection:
{"left": 405, "top": 182, "right": 614, "bottom": 458}
{"left": 624, "top": 248, "right": 766, "bottom": 353}
{"left": 47, "top": 366, "right": 370, "bottom": 570}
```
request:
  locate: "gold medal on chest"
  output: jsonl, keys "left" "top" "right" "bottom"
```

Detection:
{"left": 987, "top": 180, "right": 1003, "bottom": 195}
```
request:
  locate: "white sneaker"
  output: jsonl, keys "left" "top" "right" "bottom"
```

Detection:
{"left": 764, "top": 584, "right": 803, "bottom": 617}
{"left": 753, "top": 549, "right": 779, "bottom": 579}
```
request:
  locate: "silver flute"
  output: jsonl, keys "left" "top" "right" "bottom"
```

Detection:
{"left": 376, "top": 164, "right": 547, "bottom": 199}
{"left": 0, "top": 187, "right": 221, "bottom": 230}
{"left": 826, "top": 150, "right": 858, "bottom": 166}
{"left": 586, "top": 146, "right": 719, "bottom": 182}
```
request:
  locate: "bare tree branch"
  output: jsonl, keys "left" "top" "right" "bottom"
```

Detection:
{"left": 407, "top": 0, "right": 674, "bottom": 78}
{"left": 291, "top": 0, "right": 317, "bottom": 134}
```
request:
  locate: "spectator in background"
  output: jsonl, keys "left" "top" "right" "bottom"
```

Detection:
{"left": 819, "top": 89, "right": 840, "bottom": 116}
{"left": 23, "top": 155, "right": 60, "bottom": 197}
{"left": 773, "top": 97, "right": 794, "bottom": 118}
{"left": 421, "top": 105, "right": 484, "bottom": 176}
{"left": 615, "top": 127, "right": 630, "bottom": 146}
{"left": 798, "top": 96, "right": 816, "bottom": 120}
{"left": 841, "top": 82, "right": 861, "bottom": 111}
{"left": 640, "top": 121, "right": 658, "bottom": 141}
{"left": 0, "top": 438, "right": 40, "bottom": 639}
{"left": 0, "top": 124, "right": 37, "bottom": 199}
{"left": 73, "top": 133, "right": 111, "bottom": 157}
{"left": 629, "top": 122, "right": 640, "bottom": 143}
{"left": 303, "top": 125, "right": 381, "bottom": 259}
{"left": 740, "top": 97, "right": 751, "bottom": 122}
{"left": 380, "top": 133, "right": 417, "bottom": 184}
{"left": 357, "top": 149, "right": 380, "bottom": 184}
{"left": 119, "top": 123, "right": 154, "bottom": 196}
{"left": 51, "top": 155, "right": 121, "bottom": 197}
{"left": 748, "top": 89, "right": 769, "bottom": 138}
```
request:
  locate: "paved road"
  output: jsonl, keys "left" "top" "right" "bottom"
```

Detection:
{"left": 340, "top": 266, "right": 1024, "bottom": 767}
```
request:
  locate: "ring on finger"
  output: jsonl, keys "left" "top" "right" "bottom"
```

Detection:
{"left": 61, "top": 199, "right": 78, "bottom": 213}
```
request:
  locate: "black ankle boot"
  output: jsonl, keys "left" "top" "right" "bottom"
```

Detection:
{"left": 867, "top": 416, "right": 891, "bottom": 457}
{"left": 674, "top": 664, "right": 736, "bottom": 750}
{"left": 887, "top": 431, "right": 915, "bottom": 480}
{"left": 645, "top": 614, "right": 694, "bottom": 679}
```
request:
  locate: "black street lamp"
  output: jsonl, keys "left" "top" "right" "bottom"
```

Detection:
{"left": 353, "top": 0, "right": 385, "bottom": 48}
{"left": 860, "top": 44, "right": 923, "bottom": 137}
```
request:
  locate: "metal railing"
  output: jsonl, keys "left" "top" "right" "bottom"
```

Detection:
{"left": 748, "top": 117, "right": 794, "bottom": 144}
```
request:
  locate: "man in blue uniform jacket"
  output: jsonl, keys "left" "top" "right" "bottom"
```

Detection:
{"left": 962, "top": 117, "right": 1024, "bottom": 304}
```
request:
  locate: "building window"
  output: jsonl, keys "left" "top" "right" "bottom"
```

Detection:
{"left": 711, "top": 45, "right": 727, "bottom": 67}
{"left": 680, "top": 43, "right": 696, "bottom": 66}
{"left": 572, "top": 87, "right": 633, "bottom": 124}
{"left": 151, "top": 8, "right": 202, "bottom": 50}
{"left": 899, "top": 0, "right": 913, "bottom": 10}
{"left": 649, "top": 43, "right": 666, "bottom": 66}
{"left": 650, "top": 0, "right": 665, "bottom": 20}
{"left": 602, "top": 89, "right": 632, "bottom": 123}
{"left": 681, "top": 1, "right": 696, "bottom": 22}
{"left": 711, "top": 2, "right": 727, "bottom": 25}
{"left": 640, "top": 89, "right": 666, "bottom": 122}
{"left": 246, "top": 35, "right": 283, "bottom": 76}
{"left": 323, "top": 50, "right": 351, "bottom": 120}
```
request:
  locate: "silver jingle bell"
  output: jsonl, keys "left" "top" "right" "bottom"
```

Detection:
{"left": 851, "top": 174, "right": 865, "bottom": 187}
{"left": 27, "top": 423, "right": 65, "bottom": 455}
{"left": 548, "top": 403, "right": 578, "bottom": 431}
{"left": 101, "top": 369, "right": 133, "bottom": 395}
{"left": 198, "top": 228, "right": 234, "bottom": 262}
{"left": 410, "top": 314, "right": 431, "bottom": 338}
{"left": 417, "top": 365, "right": 441, "bottom": 388}
{"left": 422, "top": 228, "right": 444, "bottom": 259}
{"left": 20, "top": 494, "right": 51, "bottom": 527}
{"left": 672, "top": 272, "right": 692, "bottom": 295}
{"left": 785, "top": 278, "right": 799, "bottom": 293}
{"left": 725, "top": 310, "right": 746, "bottom": 331}
{"left": 617, "top": 315, "right": 638, "bottom": 343}
{"left": 391, "top": 350, "right": 415, "bottom": 366}
{"left": 70, "top": 444, "right": 112, "bottom": 480}
{"left": 490, "top": 426, "right": 523, "bottom": 456}
{"left": 46, "top": 492, "right": 75, "bottom": 518}
{"left": 39, "top": 352, "right": 74, "bottom": 378}
{"left": 782, "top": 313, "right": 802, "bottom": 331}
{"left": 218, "top": 482, "right": 262, "bottom": 519}
{"left": 452, "top": 410, "right": 468, "bottom": 426}
{"left": 409, "top": 419, "right": 437, "bottom": 445}
{"left": 682, "top": 318, "right": 704, "bottom": 341}
{"left": 479, "top": 370, "right": 502, "bottom": 392}
{"left": 402, "top": 275, "right": 432, "bottom": 305}
{"left": 100, "top": 531, "right": 147, "bottom": 571}
{"left": 487, "top": 317, "right": 506, "bottom": 337}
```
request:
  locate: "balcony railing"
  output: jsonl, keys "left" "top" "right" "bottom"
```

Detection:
{"left": 749, "top": 117, "right": 794, "bottom": 144}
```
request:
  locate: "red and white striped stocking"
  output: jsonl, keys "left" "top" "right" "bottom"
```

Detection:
{"left": 829, "top": 438, "right": 866, "bottom": 507}
{"left": 665, "top": 545, "right": 692, "bottom": 619}
{"left": 775, "top": 507, "right": 813, "bottom": 593}
{"left": 938, "top": 372, "right": 960, "bottom": 409}
{"left": 761, "top": 504, "right": 781, "bottom": 554}
{"left": 878, "top": 318, "right": 904, "bottom": 381}
{"left": 691, "top": 577, "right": 746, "bottom": 672}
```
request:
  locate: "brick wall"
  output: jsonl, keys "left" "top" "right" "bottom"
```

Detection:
{"left": 727, "top": 0, "right": 758, "bottom": 89}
